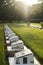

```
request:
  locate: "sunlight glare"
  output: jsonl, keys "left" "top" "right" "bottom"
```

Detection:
{"left": 15, "top": 0, "right": 38, "bottom": 6}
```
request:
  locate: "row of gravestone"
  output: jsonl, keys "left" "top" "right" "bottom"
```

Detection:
{"left": 4, "top": 24, "right": 34, "bottom": 64}
{"left": 4, "top": 24, "right": 24, "bottom": 51}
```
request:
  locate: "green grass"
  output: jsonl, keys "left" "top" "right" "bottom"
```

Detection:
{"left": 0, "top": 24, "right": 6, "bottom": 65}
{"left": 9, "top": 24, "right": 43, "bottom": 65}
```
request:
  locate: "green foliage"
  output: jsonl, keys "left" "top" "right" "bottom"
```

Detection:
{"left": 0, "top": 1, "right": 43, "bottom": 22}
{"left": 9, "top": 24, "right": 43, "bottom": 64}
{"left": 0, "top": 24, "right": 6, "bottom": 65}
{"left": 38, "top": 0, "right": 43, "bottom": 1}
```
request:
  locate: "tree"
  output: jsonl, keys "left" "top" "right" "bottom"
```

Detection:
{"left": 38, "top": 0, "right": 43, "bottom": 1}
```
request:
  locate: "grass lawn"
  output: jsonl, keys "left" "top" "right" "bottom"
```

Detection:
{"left": 9, "top": 24, "right": 43, "bottom": 65}
{"left": 0, "top": 24, "right": 6, "bottom": 65}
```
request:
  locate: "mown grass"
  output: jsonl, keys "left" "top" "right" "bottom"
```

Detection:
{"left": 9, "top": 24, "right": 43, "bottom": 65}
{"left": 0, "top": 24, "right": 6, "bottom": 65}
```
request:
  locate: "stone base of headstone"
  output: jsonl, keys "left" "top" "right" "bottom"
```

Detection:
{"left": 5, "top": 40, "right": 11, "bottom": 46}
{"left": 5, "top": 37, "right": 9, "bottom": 40}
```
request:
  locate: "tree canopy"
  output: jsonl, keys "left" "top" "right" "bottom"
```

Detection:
{"left": 0, "top": 0, "right": 43, "bottom": 22}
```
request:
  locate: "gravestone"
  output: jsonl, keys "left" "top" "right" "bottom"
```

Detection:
{"left": 8, "top": 33, "right": 15, "bottom": 38}
{"left": 11, "top": 40, "right": 24, "bottom": 51}
{"left": 9, "top": 36, "right": 19, "bottom": 43}
{"left": 15, "top": 49, "right": 34, "bottom": 64}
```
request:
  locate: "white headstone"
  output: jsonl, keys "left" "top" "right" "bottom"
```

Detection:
{"left": 9, "top": 36, "right": 19, "bottom": 43}
{"left": 11, "top": 40, "right": 24, "bottom": 51}
{"left": 15, "top": 49, "right": 34, "bottom": 64}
